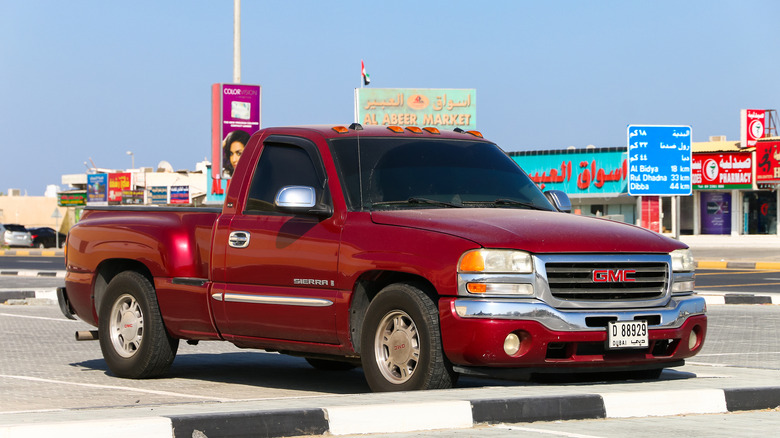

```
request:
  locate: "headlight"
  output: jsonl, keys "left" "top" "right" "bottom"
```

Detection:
{"left": 458, "top": 249, "right": 534, "bottom": 273}
{"left": 671, "top": 248, "right": 695, "bottom": 272}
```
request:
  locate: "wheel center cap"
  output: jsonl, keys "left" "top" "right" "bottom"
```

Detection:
{"left": 388, "top": 330, "right": 412, "bottom": 363}
{"left": 119, "top": 311, "right": 138, "bottom": 340}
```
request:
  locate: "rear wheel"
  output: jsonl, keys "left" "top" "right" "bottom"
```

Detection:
{"left": 98, "top": 271, "right": 178, "bottom": 378}
{"left": 360, "top": 282, "right": 456, "bottom": 392}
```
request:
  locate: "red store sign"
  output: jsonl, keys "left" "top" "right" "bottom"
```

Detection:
{"left": 692, "top": 152, "right": 752, "bottom": 189}
{"left": 756, "top": 141, "right": 780, "bottom": 183}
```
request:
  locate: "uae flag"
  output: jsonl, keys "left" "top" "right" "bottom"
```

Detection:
{"left": 361, "top": 60, "right": 370, "bottom": 86}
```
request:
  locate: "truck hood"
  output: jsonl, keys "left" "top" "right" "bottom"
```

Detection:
{"left": 370, "top": 208, "right": 685, "bottom": 254}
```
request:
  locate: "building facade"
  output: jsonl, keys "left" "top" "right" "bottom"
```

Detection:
{"left": 510, "top": 137, "right": 779, "bottom": 236}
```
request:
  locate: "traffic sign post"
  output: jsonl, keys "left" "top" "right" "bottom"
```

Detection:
{"left": 51, "top": 208, "right": 62, "bottom": 248}
{"left": 627, "top": 125, "right": 692, "bottom": 196}
{"left": 627, "top": 125, "right": 692, "bottom": 238}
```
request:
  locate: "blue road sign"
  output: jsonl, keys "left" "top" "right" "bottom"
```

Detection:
{"left": 627, "top": 125, "right": 692, "bottom": 196}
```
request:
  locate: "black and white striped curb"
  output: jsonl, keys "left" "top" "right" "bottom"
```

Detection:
{"left": 0, "top": 269, "right": 65, "bottom": 278}
{"left": 2, "top": 387, "right": 778, "bottom": 437}
{"left": 700, "top": 292, "right": 778, "bottom": 305}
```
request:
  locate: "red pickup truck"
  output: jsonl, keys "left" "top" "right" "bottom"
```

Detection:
{"left": 58, "top": 124, "right": 706, "bottom": 392}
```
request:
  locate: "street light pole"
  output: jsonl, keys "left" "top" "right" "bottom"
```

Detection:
{"left": 126, "top": 151, "right": 134, "bottom": 169}
{"left": 234, "top": 0, "right": 241, "bottom": 84}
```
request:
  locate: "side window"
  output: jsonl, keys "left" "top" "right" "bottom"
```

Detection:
{"left": 245, "top": 143, "right": 323, "bottom": 213}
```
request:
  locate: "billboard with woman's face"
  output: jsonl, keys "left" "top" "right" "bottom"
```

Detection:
{"left": 211, "top": 84, "right": 262, "bottom": 180}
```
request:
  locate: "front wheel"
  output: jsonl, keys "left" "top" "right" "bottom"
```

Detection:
{"left": 360, "top": 283, "right": 456, "bottom": 392}
{"left": 98, "top": 271, "right": 179, "bottom": 378}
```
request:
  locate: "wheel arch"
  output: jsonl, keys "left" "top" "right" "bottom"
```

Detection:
{"left": 349, "top": 270, "right": 438, "bottom": 355}
{"left": 93, "top": 259, "right": 155, "bottom": 322}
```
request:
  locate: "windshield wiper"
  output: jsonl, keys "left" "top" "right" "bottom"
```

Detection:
{"left": 492, "top": 198, "right": 548, "bottom": 210}
{"left": 372, "top": 197, "right": 462, "bottom": 209}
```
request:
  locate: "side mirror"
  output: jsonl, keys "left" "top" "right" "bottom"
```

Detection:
{"left": 544, "top": 190, "right": 572, "bottom": 213}
{"left": 274, "top": 186, "right": 333, "bottom": 217}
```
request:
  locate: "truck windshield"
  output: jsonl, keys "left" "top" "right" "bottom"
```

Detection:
{"left": 329, "top": 137, "right": 555, "bottom": 212}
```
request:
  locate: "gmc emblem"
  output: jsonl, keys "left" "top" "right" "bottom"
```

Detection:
{"left": 592, "top": 269, "right": 636, "bottom": 283}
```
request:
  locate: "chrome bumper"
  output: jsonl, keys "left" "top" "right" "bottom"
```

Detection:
{"left": 452, "top": 295, "right": 706, "bottom": 332}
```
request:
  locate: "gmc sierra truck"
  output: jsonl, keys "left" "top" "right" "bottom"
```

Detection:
{"left": 58, "top": 124, "right": 706, "bottom": 392}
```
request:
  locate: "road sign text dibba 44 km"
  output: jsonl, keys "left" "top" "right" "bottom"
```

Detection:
{"left": 627, "top": 125, "right": 692, "bottom": 196}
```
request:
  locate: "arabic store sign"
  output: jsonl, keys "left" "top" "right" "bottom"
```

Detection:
{"left": 170, "top": 186, "right": 190, "bottom": 204}
{"left": 740, "top": 109, "right": 765, "bottom": 148}
{"left": 355, "top": 88, "right": 476, "bottom": 130}
{"left": 512, "top": 149, "right": 628, "bottom": 195}
{"left": 756, "top": 141, "right": 780, "bottom": 183}
{"left": 108, "top": 173, "right": 132, "bottom": 203}
{"left": 692, "top": 152, "right": 752, "bottom": 189}
{"left": 58, "top": 192, "right": 86, "bottom": 207}
{"left": 87, "top": 173, "right": 108, "bottom": 204}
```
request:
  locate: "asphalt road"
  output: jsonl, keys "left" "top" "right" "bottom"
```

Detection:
{"left": 0, "top": 256, "right": 63, "bottom": 271}
{"left": 696, "top": 268, "right": 780, "bottom": 294}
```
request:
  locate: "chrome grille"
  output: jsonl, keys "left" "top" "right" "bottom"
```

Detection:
{"left": 545, "top": 262, "right": 668, "bottom": 301}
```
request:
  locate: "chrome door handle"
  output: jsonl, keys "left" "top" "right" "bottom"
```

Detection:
{"left": 228, "top": 231, "right": 250, "bottom": 248}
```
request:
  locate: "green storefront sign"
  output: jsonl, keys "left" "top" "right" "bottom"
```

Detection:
{"left": 58, "top": 192, "right": 87, "bottom": 207}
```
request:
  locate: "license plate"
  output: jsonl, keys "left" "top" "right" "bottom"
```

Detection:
{"left": 608, "top": 320, "right": 648, "bottom": 349}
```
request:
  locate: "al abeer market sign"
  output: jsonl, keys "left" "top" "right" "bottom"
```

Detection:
{"left": 355, "top": 88, "right": 476, "bottom": 130}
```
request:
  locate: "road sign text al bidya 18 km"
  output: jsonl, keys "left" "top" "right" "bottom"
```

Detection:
{"left": 627, "top": 125, "right": 692, "bottom": 196}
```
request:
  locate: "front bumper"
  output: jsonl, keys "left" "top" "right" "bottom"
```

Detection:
{"left": 439, "top": 295, "right": 707, "bottom": 369}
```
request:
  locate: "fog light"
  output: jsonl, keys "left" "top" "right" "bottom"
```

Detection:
{"left": 688, "top": 328, "right": 699, "bottom": 351}
{"left": 504, "top": 333, "right": 521, "bottom": 356}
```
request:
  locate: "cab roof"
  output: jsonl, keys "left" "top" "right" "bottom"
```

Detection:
{"left": 255, "top": 123, "right": 487, "bottom": 141}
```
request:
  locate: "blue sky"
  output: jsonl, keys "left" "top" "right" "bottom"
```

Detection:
{"left": 2, "top": 0, "right": 778, "bottom": 195}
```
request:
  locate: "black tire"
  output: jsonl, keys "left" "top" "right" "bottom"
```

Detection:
{"left": 98, "top": 271, "right": 179, "bottom": 378}
{"left": 360, "top": 282, "right": 456, "bottom": 392}
{"left": 305, "top": 357, "right": 357, "bottom": 371}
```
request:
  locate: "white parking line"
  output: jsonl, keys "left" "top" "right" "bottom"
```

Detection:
{"left": 0, "top": 375, "right": 238, "bottom": 402}
{"left": 0, "top": 312, "right": 78, "bottom": 322}
{"left": 694, "top": 351, "right": 780, "bottom": 356}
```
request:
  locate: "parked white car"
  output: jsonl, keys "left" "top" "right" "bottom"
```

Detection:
{"left": 1, "top": 224, "right": 33, "bottom": 248}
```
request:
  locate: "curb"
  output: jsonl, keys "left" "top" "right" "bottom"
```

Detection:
{"left": 0, "top": 270, "right": 65, "bottom": 278}
{"left": 696, "top": 260, "right": 780, "bottom": 270}
{"left": 0, "top": 249, "right": 64, "bottom": 257}
{"left": 2, "top": 387, "right": 778, "bottom": 437}
{"left": 700, "top": 293, "right": 778, "bottom": 305}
